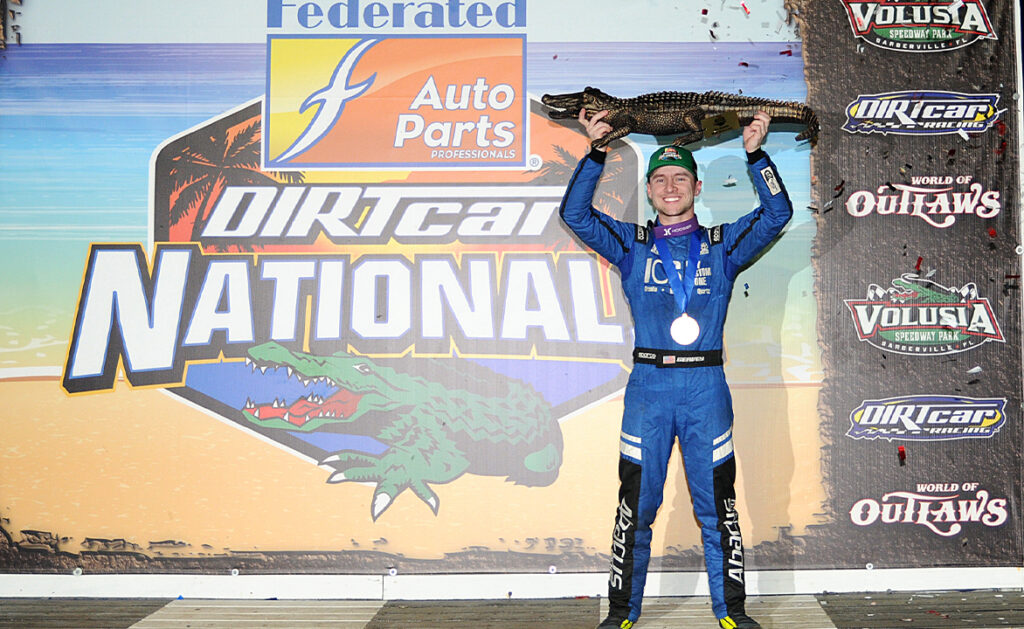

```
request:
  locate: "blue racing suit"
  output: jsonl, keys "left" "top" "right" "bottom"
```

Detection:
{"left": 559, "top": 147, "right": 792, "bottom": 623}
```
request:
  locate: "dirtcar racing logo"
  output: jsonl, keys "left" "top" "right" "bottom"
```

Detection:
{"left": 845, "top": 174, "right": 1000, "bottom": 228}
{"left": 845, "top": 273, "right": 1004, "bottom": 355}
{"left": 850, "top": 483, "right": 1008, "bottom": 536}
{"left": 843, "top": 91, "right": 1001, "bottom": 136}
{"left": 841, "top": 0, "right": 996, "bottom": 52}
{"left": 848, "top": 395, "right": 1006, "bottom": 441}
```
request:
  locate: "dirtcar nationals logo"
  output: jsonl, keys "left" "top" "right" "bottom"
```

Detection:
{"left": 62, "top": 98, "right": 639, "bottom": 520}
{"left": 848, "top": 395, "right": 1006, "bottom": 441}
{"left": 850, "top": 483, "right": 1008, "bottom": 536}
{"left": 845, "top": 174, "right": 1000, "bottom": 228}
{"left": 840, "top": 0, "right": 996, "bottom": 52}
{"left": 843, "top": 91, "right": 1001, "bottom": 136}
{"left": 845, "top": 273, "right": 1004, "bottom": 355}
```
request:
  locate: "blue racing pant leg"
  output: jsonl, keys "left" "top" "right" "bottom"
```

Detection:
{"left": 679, "top": 369, "right": 747, "bottom": 621}
{"left": 606, "top": 365, "right": 674, "bottom": 622}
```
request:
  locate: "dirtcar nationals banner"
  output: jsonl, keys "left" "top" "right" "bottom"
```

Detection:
{"left": 1, "top": 0, "right": 1020, "bottom": 576}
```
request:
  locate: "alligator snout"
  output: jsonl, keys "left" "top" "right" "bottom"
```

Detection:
{"left": 541, "top": 91, "right": 586, "bottom": 118}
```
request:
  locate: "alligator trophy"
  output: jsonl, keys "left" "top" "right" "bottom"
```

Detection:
{"left": 542, "top": 87, "right": 818, "bottom": 149}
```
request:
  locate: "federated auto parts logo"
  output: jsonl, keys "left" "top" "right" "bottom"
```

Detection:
{"left": 850, "top": 483, "right": 1008, "bottom": 536}
{"left": 840, "top": 0, "right": 996, "bottom": 52}
{"left": 843, "top": 91, "right": 1001, "bottom": 136}
{"left": 264, "top": 35, "right": 526, "bottom": 170}
{"left": 845, "top": 273, "right": 1004, "bottom": 355}
{"left": 848, "top": 395, "right": 1006, "bottom": 441}
{"left": 61, "top": 98, "right": 640, "bottom": 520}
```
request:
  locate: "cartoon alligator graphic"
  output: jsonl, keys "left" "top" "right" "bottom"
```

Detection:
{"left": 542, "top": 87, "right": 818, "bottom": 148}
{"left": 241, "top": 342, "right": 562, "bottom": 520}
{"left": 867, "top": 273, "right": 978, "bottom": 305}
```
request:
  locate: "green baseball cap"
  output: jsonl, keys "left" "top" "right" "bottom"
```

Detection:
{"left": 646, "top": 145, "right": 698, "bottom": 180}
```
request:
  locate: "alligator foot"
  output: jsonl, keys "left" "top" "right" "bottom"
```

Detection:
{"left": 671, "top": 131, "right": 705, "bottom": 147}
{"left": 591, "top": 125, "right": 632, "bottom": 149}
{"left": 321, "top": 446, "right": 469, "bottom": 520}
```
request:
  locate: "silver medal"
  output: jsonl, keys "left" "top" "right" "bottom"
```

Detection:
{"left": 670, "top": 313, "right": 700, "bottom": 345}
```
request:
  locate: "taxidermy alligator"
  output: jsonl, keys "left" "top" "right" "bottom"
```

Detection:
{"left": 242, "top": 342, "right": 562, "bottom": 520}
{"left": 542, "top": 86, "right": 818, "bottom": 148}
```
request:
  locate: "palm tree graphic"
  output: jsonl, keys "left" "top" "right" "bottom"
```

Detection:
{"left": 167, "top": 118, "right": 304, "bottom": 244}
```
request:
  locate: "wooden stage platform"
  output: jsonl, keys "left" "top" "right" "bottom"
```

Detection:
{"left": 2, "top": 590, "right": 1023, "bottom": 628}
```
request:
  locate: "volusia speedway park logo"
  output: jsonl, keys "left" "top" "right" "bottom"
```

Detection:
{"left": 840, "top": 0, "right": 996, "bottom": 52}
{"left": 848, "top": 395, "right": 1006, "bottom": 441}
{"left": 845, "top": 273, "right": 1004, "bottom": 355}
{"left": 843, "top": 91, "right": 1002, "bottom": 136}
{"left": 61, "top": 98, "right": 641, "bottom": 520}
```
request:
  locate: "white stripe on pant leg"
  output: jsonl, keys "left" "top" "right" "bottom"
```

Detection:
{"left": 620, "top": 440, "right": 642, "bottom": 461}
{"left": 621, "top": 430, "right": 642, "bottom": 445}
{"left": 713, "top": 427, "right": 732, "bottom": 446}
{"left": 712, "top": 439, "right": 733, "bottom": 463}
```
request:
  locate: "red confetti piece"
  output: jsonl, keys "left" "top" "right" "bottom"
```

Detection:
{"left": 898, "top": 446, "right": 906, "bottom": 462}
{"left": 779, "top": 49, "right": 793, "bottom": 55}
{"left": 739, "top": 61, "right": 749, "bottom": 67}
{"left": 915, "top": 256, "right": 923, "bottom": 271}
{"left": 702, "top": 8, "right": 709, "bottom": 14}
{"left": 996, "top": 120, "right": 1007, "bottom": 136}
{"left": 995, "top": 140, "right": 1007, "bottom": 155}
{"left": 741, "top": 2, "right": 750, "bottom": 14}
{"left": 988, "top": 227, "right": 997, "bottom": 238}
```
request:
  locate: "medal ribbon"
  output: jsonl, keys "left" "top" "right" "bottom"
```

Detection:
{"left": 654, "top": 229, "right": 701, "bottom": 316}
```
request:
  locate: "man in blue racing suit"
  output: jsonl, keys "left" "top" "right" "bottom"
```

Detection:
{"left": 559, "top": 109, "right": 792, "bottom": 629}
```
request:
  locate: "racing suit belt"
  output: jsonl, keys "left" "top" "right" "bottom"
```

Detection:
{"left": 632, "top": 347, "right": 723, "bottom": 368}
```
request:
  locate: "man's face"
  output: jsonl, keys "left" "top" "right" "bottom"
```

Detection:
{"left": 646, "top": 165, "right": 702, "bottom": 224}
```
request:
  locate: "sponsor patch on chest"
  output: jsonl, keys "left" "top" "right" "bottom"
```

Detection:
{"left": 642, "top": 255, "right": 714, "bottom": 294}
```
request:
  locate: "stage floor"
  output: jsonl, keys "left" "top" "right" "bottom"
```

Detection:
{"left": 1, "top": 590, "right": 1022, "bottom": 628}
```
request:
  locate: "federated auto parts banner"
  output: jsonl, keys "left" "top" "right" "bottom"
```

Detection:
{"left": 0, "top": 0, "right": 1019, "bottom": 574}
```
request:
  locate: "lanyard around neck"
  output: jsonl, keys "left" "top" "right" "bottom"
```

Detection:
{"left": 654, "top": 230, "right": 701, "bottom": 315}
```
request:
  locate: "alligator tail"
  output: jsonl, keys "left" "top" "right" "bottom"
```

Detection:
{"left": 793, "top": 105, "right": 819, "bottom": 143}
